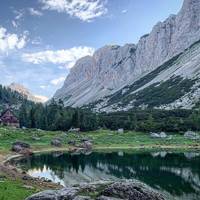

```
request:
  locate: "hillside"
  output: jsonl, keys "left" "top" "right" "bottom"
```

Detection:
{"left": 88, "top": 40, "right": 200, "bottom": 112}
{"left": 53, "top": 0, "right": 200, "bottom": 112}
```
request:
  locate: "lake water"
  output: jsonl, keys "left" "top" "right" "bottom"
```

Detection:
{"left": 15, "top": 151, "right": 200, "bottom": 200}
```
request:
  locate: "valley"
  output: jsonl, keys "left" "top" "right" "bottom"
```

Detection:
{"left": 1, "top": 0, "right": 200, "bottom": 199}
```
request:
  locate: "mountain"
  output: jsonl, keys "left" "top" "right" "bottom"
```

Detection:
{"left": 0, "top": 84, "right": 29, "bottom": 112}
{"left": 8, "top": 83, "right": 47, "bottom": 103}
{"left": 53, "top": 0, "right": 200, "bottom": 111}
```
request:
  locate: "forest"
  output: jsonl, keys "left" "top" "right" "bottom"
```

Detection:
{"left": 0, "top": 84, "right": 200, "bottom": 132}
{"left": 19, "top": 99, "right": 200, "bottom": 132}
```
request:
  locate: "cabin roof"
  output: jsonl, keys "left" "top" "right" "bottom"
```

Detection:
{"left": 0, "top": 109, "right": 19, "bottom": 123}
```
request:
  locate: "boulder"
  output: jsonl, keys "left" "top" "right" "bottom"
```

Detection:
{"left": 26, "top": 187, "right": 79, "bottom": 200}
{"left": 81, "top": 141, "right": 93, "bottom": 150}
{"left": 117, "top": 129, "right": 124, "bottom": 134}
{"left": 26, "top": 181, "right": 165, "bottom": 200}
{"left": 160, "top": 132, "right": 167, "bottom": 138}
{"left": 12, "top": 141, "right": 30, "bottom": 149}
{"left": 184, "top": 131, "right": 200, "bottom": 140}
{"left": 150, "top": 133, "right": 160, "bottom": 138}
{"left": 68, "top": 128, "right": 80, "bottom": 133}
{"left": 150, "top": 132, "right": 167, "bottom": 139}
{"left": 51, "top": 138, "right": 62, "bottom": 147}
{"left": 12, "top": 141, "right": 31, "bottom": 153}
{"left": 102, "top": 181, "right": 165, "bottom": 200}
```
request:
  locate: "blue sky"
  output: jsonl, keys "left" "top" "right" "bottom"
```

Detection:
{"left": 0, "top": 0, "right": 183, "bottom": 100}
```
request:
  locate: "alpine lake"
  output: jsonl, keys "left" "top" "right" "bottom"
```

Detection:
{"left": 12, "top": 150, "right": 200, "bottom": 200}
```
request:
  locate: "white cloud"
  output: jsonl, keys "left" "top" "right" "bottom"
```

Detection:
{"left": 28, "top": 8, "right": 43, "bottom": 16}
{"left": 31, "top": 37, "right": 42, "bottom": 45}
{"left": 40, "top": 0, "right": 107, "bottom": 22}
{"left": 22, "top": 46, "right": 95, "bottom": 68}
{"left": 0, "top": 27, "right": 27, "bottom": 52}
{"left": 14, "top": 10, "right": 24, "bottom": 20}
{"left": 12, "top": 20, "right": 18, "bottom": 28}
{"left": 50, "top": 76, "right": 65, "bottom": 85}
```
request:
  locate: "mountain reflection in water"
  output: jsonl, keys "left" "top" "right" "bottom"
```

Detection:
{"left": 15, "top": 151, "right": 200, "bottom": 200}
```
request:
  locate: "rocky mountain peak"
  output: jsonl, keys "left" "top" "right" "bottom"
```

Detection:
{"left": 8, "top": 83, "right": 47, "bottom": 103}
{"left": 53, "top": 0, "right": 200, "bottom": 109}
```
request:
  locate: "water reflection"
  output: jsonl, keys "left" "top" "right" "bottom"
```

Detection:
{"left": 15, "top": 151, "right": 200, "bottom": 200}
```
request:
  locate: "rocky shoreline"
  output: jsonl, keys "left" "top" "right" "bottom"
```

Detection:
{"left": 2, "top": 146, "right": 200, "bottom": 200}
{"left": 26, "top": 180, "right": 165, "bottom": 200}
{"left": 0, "top": 150, "right": 167, "bottom": 200}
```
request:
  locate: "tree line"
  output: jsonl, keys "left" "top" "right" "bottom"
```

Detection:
{"left": 1, "top": 84, "right": 200, "bottom": 133}
{"left": 19, "top": 99, "right": 200, "bottom": 132}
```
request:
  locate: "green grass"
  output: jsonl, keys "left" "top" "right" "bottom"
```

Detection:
{"left": 0, "top": 127, "right": 199, "bottom": 155}
{"left": 0, "top": 175, "right": 36, "bottom": 200}
{"left": 0, "top": 127, "right": 199, "bottom": 199}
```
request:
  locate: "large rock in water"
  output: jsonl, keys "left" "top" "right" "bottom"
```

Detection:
{"left": 26, "top": 181, "right": 165, "bottom": 200}
{"left": 53, "top": 0, "right": 200, "bottom": 109}
{"left": 101, "top": 181, "right": 165, "bottom": 200}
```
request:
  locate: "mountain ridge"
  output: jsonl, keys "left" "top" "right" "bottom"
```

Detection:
{"left": 8, "top": 83, "right": 48, "bottom": 103}
{"left": 53, "top": 0, "right": 200, "bottom": 112}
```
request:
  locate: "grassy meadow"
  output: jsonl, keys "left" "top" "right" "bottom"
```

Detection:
{"left": 0, "top": 126, "right": 200, "bottom": 200}
{"left": 0, "top": 126, "right": 199, "bottom": 155}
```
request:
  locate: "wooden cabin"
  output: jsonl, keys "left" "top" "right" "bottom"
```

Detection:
{"left": 0, "top": 109, "right": 19, "bottom": 128}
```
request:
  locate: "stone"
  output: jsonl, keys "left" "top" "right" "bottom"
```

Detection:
{"left": 22, "top": 175, "right": 33, "bottom": 181}
{"left": 12, "top": 141, "right": 30, "bottom": 149}
{"left": 80, "top": 141, "right": 93, "bottom": 150}
{"left": 150, "top": 132, "right": 167, "bottom": 139}
{"left": 184, "top": 131, "right": 200, "bottom": 140}
{"left": 117, "top": 129, "right": 124, "bottom": 134}
{"left": 160, "top": 132, "right": 167, "bottom": 138}
{"left": 12, "top": 141, "right": 31, "bottom": 153}
{"left": 26, "top": 181, "right": 165, "bottom": 200}
{"left": 68, "top": 128, "right": 80, "bottom": 133}
{"left": 26, "top": 187, "right": 79, "bottom": 200}
{"left": 51, "top": 138, "right": 62, "bottom": 147}
{"left": 150, "top": 133, "right": 160, "bottom": 138}
{"left": 102, "top": 181, "right": 165, "bottom": 200}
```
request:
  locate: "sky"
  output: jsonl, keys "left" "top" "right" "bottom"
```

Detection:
{"left": 0, "top": 0, "right": 184, "bottom": 101}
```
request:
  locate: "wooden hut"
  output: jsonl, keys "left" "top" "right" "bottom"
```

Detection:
{"left": 0, "top": 109, "right": 19, "bottom": 128}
